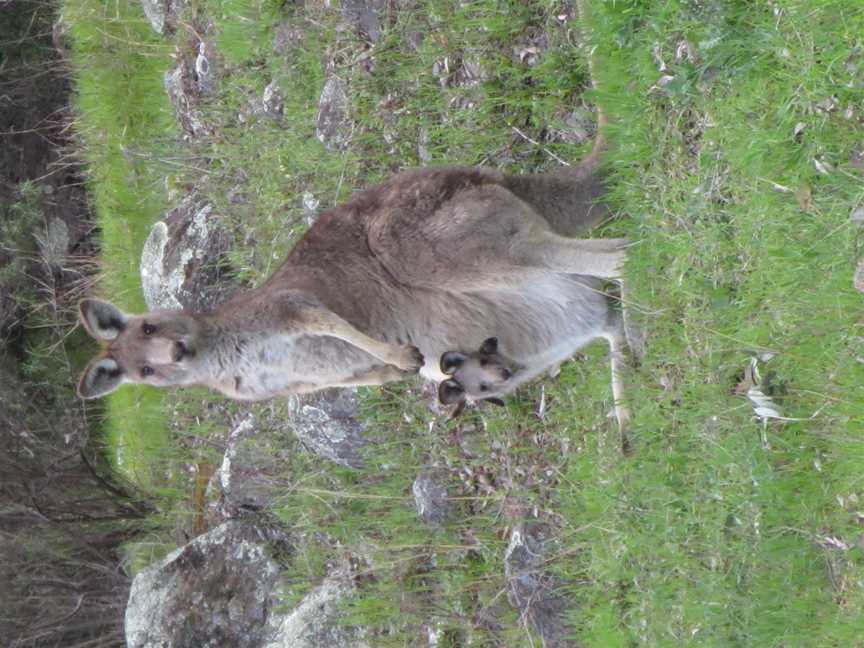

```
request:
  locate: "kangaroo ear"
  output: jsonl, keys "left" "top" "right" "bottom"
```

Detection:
{"left": 479, "top": 337, "right": 499, "bottom": 354}
{"left": 448, "top": 399, "right": 466, "bottom": 420}
{"left": 78, "top": 357, "right": 126, "bottom": 399}
{"left": 438, "top": 379, "right": 465, "bottom": 405}
{"left": 79, "top": 299, "right": 128, "bottom": 341}
{"left": 440, "top": 351, "right": 467, "bottom": 375}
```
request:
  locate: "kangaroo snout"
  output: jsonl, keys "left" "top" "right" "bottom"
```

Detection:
{"left": 173, "top": 339, "right": 193, "bottom": 362}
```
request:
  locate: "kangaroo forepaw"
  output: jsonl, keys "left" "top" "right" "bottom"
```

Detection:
{"left": 395, "top": 345, "right": 424, "bottom": 372}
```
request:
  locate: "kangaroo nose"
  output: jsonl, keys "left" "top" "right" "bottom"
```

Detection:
{"left": 173, "top": 340, "right": 190, "bottom": 362}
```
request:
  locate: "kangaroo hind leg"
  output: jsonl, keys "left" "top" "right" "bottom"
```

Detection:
{"left": 602, "top": 303, "right": 632, "bottom": 447}
{"left": 513, "top": 234, "right": 628, "bottom": 279}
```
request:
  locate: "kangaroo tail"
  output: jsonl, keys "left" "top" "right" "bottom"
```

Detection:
{"left": 576, "top": 0, "right": 607, "bottom": 168}
{"left": 502, "top": 0, "right": 609, "bottom": 236}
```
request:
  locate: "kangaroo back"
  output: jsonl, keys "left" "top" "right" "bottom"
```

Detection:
{"left": 503, "top": 164, "right": 608, "bottom": 236}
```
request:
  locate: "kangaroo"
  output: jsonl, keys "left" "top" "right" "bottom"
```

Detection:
{"left": 437, "top": 311, "right": 631, "bottom": 430}
{"left": 438, "top": 337, "right": 515, "bottom": 407}
{"left": 76, "top": 169, "right": 624, "bottom": 395}
{"left": 78, "top": 1, "right": 631, "bottom": 427}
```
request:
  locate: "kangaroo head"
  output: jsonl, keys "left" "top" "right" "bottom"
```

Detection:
{"left": 77, "top": 298, "right": 203, "bottom": 399}
{"left": 438, "top": 337, "right": 514, "bottom": 406}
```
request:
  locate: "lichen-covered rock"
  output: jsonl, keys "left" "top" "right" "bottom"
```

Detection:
{"left": 125, "top": 521, "right": 290, "bottom": 648}
{"left": 140, "top": 0, "right": 187, "bottom": 35}
{"left": 301, "top": 191, "right": 320, "bottom": 227}
{"left": 195, "top": 39, "right": 220, "bottom": 96}
{"left": 504, "top": 523, "right": 573, "bottom": 648}
{"left": 140, "top": 194, "right": 232, "bottom": 311}
{"left": 262, "top": 80, "right": 284, "bottom": 118}
{"left": 208, "top": 415, "right": 288, "bottom": 519}
{"left": 241, "top": 80, "right": 285, "bottom": 124}
{"left": 265, "top": 570, "right": 369, "bottom": 648}
{"left": 287, "top": 388, "right": 367, "bottom": 468}
{"left": 316, "top": 76, "right": 351, "bottom": 151}
{"left": 164, "top": 41, "right": 220, "bottom": 139}
{"left": 412, "top": 474, "right": 452, "bottom": 526}
{"left": 340, "top": 0, "right": 387, "bottom": 43}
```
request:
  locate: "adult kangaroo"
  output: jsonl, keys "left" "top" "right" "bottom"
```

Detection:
{"left": 77, "top": 162, "right": 628, "bottom": 415}
{"left": 77, "top": 4, "right": 631, "bottom": 427}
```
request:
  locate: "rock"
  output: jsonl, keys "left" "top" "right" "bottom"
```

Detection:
{"left": 504, "top": 523, "right": 574, "bottom": 648}
{"left": 412, "top": 474, "right": 452, "bottom": 526}
{"left": 140, "top": 0, "right": 187, "bottom": 35}
{"left": 239, "top": 80, "right": 285, "bottom": 125}
{"left": 195, "top": 39, "right": 220, "bottom": 96}
{"left": 301, "top": 191, "right": 320, "bottom": 227}
{"left": 208, "top": 415, "right": 287, "bottom": 519}
{"left": 125, "top": 520, "right": 290, "bottom": 648}
{"left": 549, "top": 108, "right": 596, "bottom": 145}
{"left": 164, "top": 44, "right": 218, "bottom": 139}
{"left": 272, "top": 22, "right": 305, "bottom": 56}
{"left": 287, "top": 388, "right": 367, "bottom": 469}
{"left": 316, "top": 76, "right": 351, "bottom": 151}
{"left": 262, "top": 80, "right": 284, "bottom": 119}
{"left": 340, "top": 0, "right": 387, "bottom": 43}
{"left": 140, "top": 194, "right": 233, "bottom": 311}
{"left": 265, "top": 569, "right": 370, "bottom": 648}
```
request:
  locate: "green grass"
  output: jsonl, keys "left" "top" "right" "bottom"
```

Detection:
{"left": 63, "top": 0, "right": 177, "bottom": 484}
{"left": 65, "top": 0, "right": 864, "bottom": 643}
{"left": 568, "top": 1, "right": 864, "bottom": 644}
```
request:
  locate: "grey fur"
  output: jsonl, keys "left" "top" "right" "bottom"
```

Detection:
{"left": 77, "top": 165, "right": 628, "bottom": 424}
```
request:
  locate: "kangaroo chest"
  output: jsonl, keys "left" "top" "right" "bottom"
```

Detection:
{"left": 210, "top": 332, "right": 380, "bottom": 400}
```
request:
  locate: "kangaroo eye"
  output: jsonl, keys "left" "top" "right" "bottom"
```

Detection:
{"left": 142, "top": 323, "right": 156, "bottom": 335}
{"left": 479, "top": 384, "right": 489, "bottom": 392}
{"left": 141, "top": 366, "right": 154, "bottom": 377}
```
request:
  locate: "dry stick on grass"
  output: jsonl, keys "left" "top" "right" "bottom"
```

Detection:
{"left": 509, "top": 124, "right": 572, "bottom": 167}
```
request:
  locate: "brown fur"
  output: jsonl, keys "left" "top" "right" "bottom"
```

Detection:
{"left": 77, "top": 163, "right": 625, "bottom": 406}
{"left": 78, "top": 3, "right": 632, "bottom": 426}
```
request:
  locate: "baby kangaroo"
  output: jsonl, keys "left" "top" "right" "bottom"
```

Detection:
{"left": 438, "top": 319, "right": 631, "bottom": 431}
{"left": 438, "top": 337, "right": 515, "bottom": 408}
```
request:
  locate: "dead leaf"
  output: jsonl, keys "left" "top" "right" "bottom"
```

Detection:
{"left": 814, "top": 158, "right": 833, "bottom": 175}
{"left": 793, "top": 122, "right": 807, "bottom": 142}
{"left": 516, "top": 46, "right": 540, "bottom": 66}
{"left": 814, "top": 96, "right": 838, "bottom": 114}
{"left": 819, "top": 535, "right": 851, "bottom": 551}
{"left": 744, "top": 356, "right": 812, "bottom": 424}
{"left": 535, "top": 384, "right": 546, "bottom": 421}
{"left": 675, "top": 39, "right": 696, "bottom": 63}
{"left": 850, "top": 206, "right": 864, "bottom": 225}
{"left": 795, "top": 182, "right": 815, "bottom": 213}
{"left": 734, "top": 360, "right": 756, "bottom": 395}
{"left": 652, "top": 42, "right": 668, "bottom": 72}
